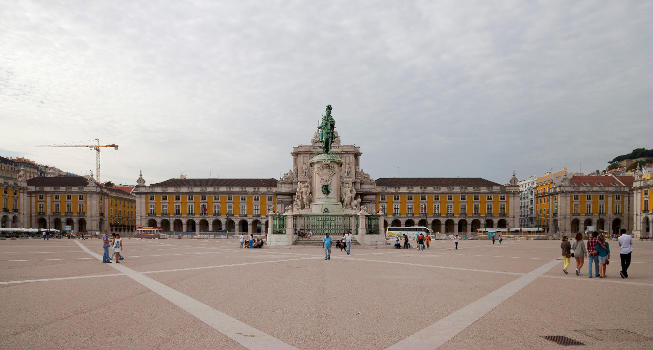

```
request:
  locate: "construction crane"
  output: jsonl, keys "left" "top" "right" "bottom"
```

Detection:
{"left": 39, "top": 138, "right": 118, "bottom": 184}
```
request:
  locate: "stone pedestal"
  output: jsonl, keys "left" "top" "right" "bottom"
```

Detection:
{"left": 310, "top": 153, "right": 343, "bottom": 214}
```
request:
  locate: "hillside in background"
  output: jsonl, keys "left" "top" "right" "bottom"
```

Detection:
{"left": 607, "top": 148, "right": 653, "bottom": 171}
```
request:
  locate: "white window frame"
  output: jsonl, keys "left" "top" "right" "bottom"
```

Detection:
{"left": 213, "top": 204, "right": 220, "bottom": 215}
{"left": 407, "top": 204, "right": 413, "bottom": 216}
{"left": 447, "top": 204, "right": 453, "bottom": 215}
{"left": 253, "top": 204, "right": 260, "bottom": 216}
{"left": 162, "top": 204, "right": 168, "bottom": 215}
{"left": 174, "top": 204, "right": 181, "bottom": 215}
{"left": 187, "top": 203, "right": 194, "bottom": 215}
{"left": 149, "top": 204, "right": 155, "bottom": 215}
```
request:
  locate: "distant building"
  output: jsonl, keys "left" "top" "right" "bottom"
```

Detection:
{"left": 518, "top": 176, "right": 536, "bottom": 227}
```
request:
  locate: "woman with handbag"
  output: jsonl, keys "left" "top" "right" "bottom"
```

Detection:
{"left": 596, "top": 234, "right": 611, "bottom": 278}
{"left": 560, "top": 235, "right": 572, "bottom": 275}
{"left": 571, "top": 232, "right": 588, "bottom": 276}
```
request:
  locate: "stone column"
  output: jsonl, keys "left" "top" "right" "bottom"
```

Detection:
{"left": 357, "top": 211, "right": 366, "bottom": 245}
{"left": 267, "top": 213, "right": 273, "bottom": 235}
{"left": 285, "top": 212, "right": 294, "bottom": 245}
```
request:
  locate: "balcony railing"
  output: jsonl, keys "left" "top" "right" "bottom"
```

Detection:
{"left": 148, "top": 213, "right": 156, "bottom": 216}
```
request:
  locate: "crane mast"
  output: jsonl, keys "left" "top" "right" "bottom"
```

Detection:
{"left": 38, "top": 138, "right": 119, "bottom": 184}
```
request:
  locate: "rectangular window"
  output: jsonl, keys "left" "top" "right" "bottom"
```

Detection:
{"left": 149, "top": 204, "right": 155, "bottom": 215}
{"left": 175, "top": 195, "right": 180, "bottom": 201}
{"left": 586, "top": 195, "right": 591, "bottom": 201}
{"left": 240, "top": 205, "right": 246, "bottom": 216}
{"left": 460, "top": 204, "right": 466, "bottom": 215}
{"left": 615, "top": 195, "right": 621, "bottom": 200}
{"left": 393, "top": 204, "right": 399, "bottom": 215}
{"left": 38, "top": 203, "right": 44, "bottom": 213}
{"left": 66, "top": 195, "right": 72, "bottom": 200}
{"left": 460, "top": 194, "right": 466, "bottom": 201}
{"left": 599, "top": 194, "right": 604, "bottom": 200}
{"left": 473, "top": 203, "right": 480, "bottom": 215}
{"left": 162, "top": 195, "right": 167, "bottom": 201}
{"left": 447, "top": 194, "right": 453, "bottom": 201}
{"left": 393, "top": 195, "right": 400, "bottom": 201}
{"left": 486, "top": 203, "right": 492, "bottom": 214}
{"left": 573, "top": 203, "right": 579, "bottom": 214}
{"left": 616, "top": 204, "right": 622, "bottom": 214}
{"left": 213, "top": 204, "right": 220, "bottom": 215}
{"left": 500, "top": 195, "right": 505, "bottom": 201}
{"left": 267, "top": 205, "right": 273, "bottom": 214}
{"left": 267, "top": 195, "right": 273, "bottom": 201}
{"left": 174, "top": 204, "right": 181, "bottom": 215}
{"left": 573, "top": 195, "right": 579, "bottom": 201}
{"left": 486, "top": 195, "right": 493, "bottom": 200}
{"left": 254, "top": 195, "right": 260, "bottom": 201}
{"left": 228, "top": 195, "right": 233, "bottom": 201}
{"left": 254, "top": 204, "right": 260, "bottom": 216}
{"left": 407, "top": 195, "right": 413, "bottom": 201}
{"left": 598, "top": 203, "right": 604, "bottom": 214}
{"left": 54, "top": 195, "right": 60, "bottom": 200}
{"left": 499, "top": 203, "right": 505, "bottom": 215}
{"left": 38, "top": 194, "right": 44, "bottom": 200}
{"left": 188, "top": 195, "right": 194, "bottom": 201}
{"left": 380, "top": 195, "right": 386, "bottom": 201}
{"left": 433, "top": 203, "right": 440, "bottom": 214}
{"left": 473, "top": 194, "right": 479, "bottom": 201}
{"left": 585, "top": 203, "right": 591, "bottom": 214}
{"left": 447, "top": 204, "right": 453, "bottom": 215}
{"left": 434, "top": 195, "right": 440, "bottom": 201}
{"left": 420, "top": 203, "right": 426, "bottom": 214}
{"left": 149, "top": 195, "right": 154, "bottom": 201}
{"left": 66, "top": 203, "right": 72, "bottom": 213}
{"left": 213, "top": 195, "right": 219, "bottom": 201}
{"left": 162, "top": 204, "right": 168, "bottom": 215}
{"left": 240, "top": 196, "right": 246, "bottom": 201}
{"left": 420, "top": 195, "right": 426, "bottom": 201}
{"left": 227, "top": 203, "right": 233, "bottom": 215}
{"left": 201, "top": 195, "right": 206, "bottom": 201}
{"left": 187, "top": 204, "right": 194, "bottom": 215}
{"left": 380, "top": 204, "right": 386, "bottom": 214}
{"left": 200, "top": 203, "right": 207, "bottom": 215}
{"left": 644, "top": 190, "right": 648, "bottom": 196}
{"left": 78, "top": 194, "right": 84, "bottom": 200}
{"left": 78, "top": 203, "right": 84, "bottom": 214}
{"left": 407, "top": 204, "right": 413, "bottom": 216}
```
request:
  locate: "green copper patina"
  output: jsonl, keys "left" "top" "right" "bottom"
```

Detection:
{"left": 318, "top": 105, "right": 336, "bottom": 154}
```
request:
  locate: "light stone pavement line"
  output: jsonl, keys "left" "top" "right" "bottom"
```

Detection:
{"left": 0, "top": 272, "right": 125, "bottom": 285}
{"left": 341, "top": 257, "right": 525, "bottom": 276}
{"left": 539, "top": 274, "right": 653, "bottom": 287}
{"left": 74, "top": 241, "right": 298, "bottom": 350}
{"left": 386, "top": 259, "right": 560, "bottom": 350}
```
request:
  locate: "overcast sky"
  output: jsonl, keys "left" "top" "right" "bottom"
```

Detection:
{"left": 1, "top": 1, "right": 651, "bottom": 185}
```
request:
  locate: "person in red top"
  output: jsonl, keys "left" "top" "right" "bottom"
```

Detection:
{"left": 586, "top": 231, "right": 600, "bottom": 278}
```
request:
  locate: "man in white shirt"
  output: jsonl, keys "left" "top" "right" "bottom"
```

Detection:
{"left": 617, "top": 229, "right": 633, "bottom": 278}
{"left": 239, "top": 234, "right": 244, "bottom": 248}
{"left": 344, "top": 231, "right": 352, "bottom": 255}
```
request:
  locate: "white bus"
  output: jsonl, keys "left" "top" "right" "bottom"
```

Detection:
{"left": 386, "top": 226, "right": 431, "bottom": 241}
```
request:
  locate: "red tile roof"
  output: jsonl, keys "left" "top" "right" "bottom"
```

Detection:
{"left": 110, "top": 186, "right": 135, "bottom": 195}
{"left": 150, "top": 178, "right": 278, "bottom": 187}
{"left": 569, "top": 175, "right": 632, "bottom": 187}
{"left": 375, "top": 178, "right": 501, "bottom": 187}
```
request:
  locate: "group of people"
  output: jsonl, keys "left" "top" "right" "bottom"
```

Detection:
{"left": 322, "top": 231, "right": 353, "bottom": 260}
{"left": 393, "top": 233, "right": 432, "bottom": 250}
{"left": 239, "top": 234, "right": 265, "bottom": 249}
{"left": 102, "top": 232, "right": 123, "bottom": 263}
{"left": 560, "top": 229, "right": 633, "bottom": 279}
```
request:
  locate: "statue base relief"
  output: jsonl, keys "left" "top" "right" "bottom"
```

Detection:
{"left": 309, "top": 153, "right": 344, "bottom": 214}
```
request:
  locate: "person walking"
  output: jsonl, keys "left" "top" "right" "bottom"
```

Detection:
{"left": 425, "top": 233, "right": 431, "bottom": 249}
{"left": 102, "top": 232, "right": 111, "bottom": 263}
{"left": 571, "top": 232, "right": 587, "bottom": 276}
{"left": 560, "top": 235, "right": 571, "bottom": 274}
{"left": 417, "top": 233, "right": 425, "bottom": 252}
{"left": 111, "top": 233, "right": 124, "bottom": 260}
{"left": 596, "top": 234, "right": 610, "bottom": 278}
{"left": 586, "top": 231, "right": 600, "bottom": 278}
{"left": 498, "top": 235, "right": 503, "bottom": 245}
{"left": 323, "top": 233, "right": 333, "bottom": 260}
{"left": 403, "top": 234, "right": 409, "bottom": 249}
{"left": 618, "top": 228, "right": 633, "bottom": 278}
{"left": 454, "top": 234, "right": 459, "bottom": 250}
{"left": 249, "top": 234, "right": 254, "bottom": 249}
{"left": 113, "top": 233, "right": 122, "bottom": 264}
{"left": 492, "top": 233, "right": 496, "bottom": 245}
{"left": 344, "top": 231, "right": 352, "bottom": 255}
{"left": 239, "top": 234, "right": 244, "bottom": 248}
